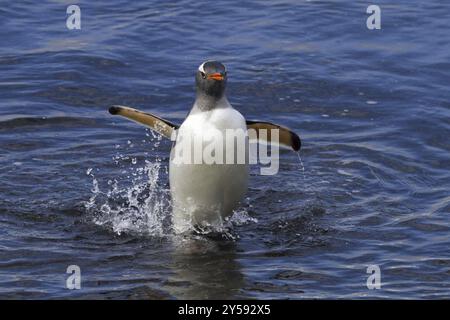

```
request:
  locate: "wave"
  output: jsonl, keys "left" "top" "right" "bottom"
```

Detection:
{"left": 0, "top": 116, "right": 98, "bottom": 131}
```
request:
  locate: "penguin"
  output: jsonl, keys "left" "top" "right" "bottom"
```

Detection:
{"left": 109, "top": 60, "right": 301, "bottom": 233}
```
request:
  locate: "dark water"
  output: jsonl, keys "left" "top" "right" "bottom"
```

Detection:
{"left": 1, "top": 0, "right": 450, "bottom": 299}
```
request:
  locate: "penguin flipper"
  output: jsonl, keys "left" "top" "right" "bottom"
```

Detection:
{"left": 109, "top": 105, "right": 179, "bottom": 139}
{"left": 246, "top": 120, "right": 301, "bottom": 152}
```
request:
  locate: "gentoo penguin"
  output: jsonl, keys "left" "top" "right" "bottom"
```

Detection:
{"left": 109, "top": 61, "right": 301, "bottom": 233}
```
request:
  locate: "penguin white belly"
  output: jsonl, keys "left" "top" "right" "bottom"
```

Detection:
{"left": 169, "top": 107, "right": 249, "bottom": 233}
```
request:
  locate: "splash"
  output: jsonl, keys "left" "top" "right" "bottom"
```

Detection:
{"left": 227, "top": 207, "right": 258, "bottom": 226}
{"left": 84, "top": 134, "right": 256, "bottom": 238}
{"left": 84, "top": 136, "right": 171, "bottom": 236}
{"left": 85, "top": 161, "right": 171, "bottom": 236}
{"left": 172, "top": 202, "right": 257, "bottom": 240}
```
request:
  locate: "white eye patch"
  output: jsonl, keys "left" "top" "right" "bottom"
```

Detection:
{"left": 198, "top": 61, "right": 227, "bottom": 74}
{"left": 198, "top": 61, "right": 207, "bottom": 73}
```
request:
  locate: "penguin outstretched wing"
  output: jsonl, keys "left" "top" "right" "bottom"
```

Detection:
{"left": 108, "top": 106, "right": 301, "bottom": 151}
{"left": 246, "top": 120, "right": 301, "bottom": 152}
{"left": 109, "top": 105, "right": 179, "bottom": 139}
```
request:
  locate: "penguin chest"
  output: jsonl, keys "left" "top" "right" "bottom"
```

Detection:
{"left": 169, "top": 108, "right": 249, "bottom": 227}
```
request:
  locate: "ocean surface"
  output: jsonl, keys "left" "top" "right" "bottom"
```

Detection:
{"left": 1, "top": 0, "right": 449, "bottom": 299}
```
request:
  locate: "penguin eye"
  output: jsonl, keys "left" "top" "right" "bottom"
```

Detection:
{"left": 200, "top": 71, "right": 206, "bottom": 79}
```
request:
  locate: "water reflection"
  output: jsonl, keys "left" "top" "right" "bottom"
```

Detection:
{"left": 166, "top": 235, "right": 244, "bottom": 299}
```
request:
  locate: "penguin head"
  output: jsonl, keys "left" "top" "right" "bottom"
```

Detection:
{"left": 195, "top": 60, "right": 227, "bottom": 99}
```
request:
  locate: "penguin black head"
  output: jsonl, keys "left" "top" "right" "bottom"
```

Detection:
{"left": 195, "top": 60, "right": 227, "bottom": 99}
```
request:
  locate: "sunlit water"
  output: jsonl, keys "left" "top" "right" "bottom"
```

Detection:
{"left": 1, "top": 1, "right": 449, "bottom": 299}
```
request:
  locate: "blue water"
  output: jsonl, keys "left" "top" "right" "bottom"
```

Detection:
{"left": 1, "top": 0, "right": 449, "bottom": 299}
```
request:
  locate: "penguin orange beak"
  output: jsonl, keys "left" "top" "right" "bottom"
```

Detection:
{"left": 208, "top": 73, "right": 224, "bottom": 81}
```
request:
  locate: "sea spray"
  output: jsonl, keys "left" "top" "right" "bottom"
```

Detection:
{"left": 84, "top": 145, "right": 171, "bottom": 236}
{"left": 84, "top": 138, "right": 256, "bottom": 237}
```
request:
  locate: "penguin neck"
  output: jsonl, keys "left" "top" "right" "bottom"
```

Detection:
{"left": 193, "top": 92, "right": 229, "bottom": 112}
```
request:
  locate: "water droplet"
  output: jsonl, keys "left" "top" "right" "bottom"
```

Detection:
{"left": 296, "top": 152, "right": 306, "bottom": 187}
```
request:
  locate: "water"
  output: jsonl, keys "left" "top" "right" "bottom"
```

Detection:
{"left": 1, "top": 0, "right": 449, "bottom": 299}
